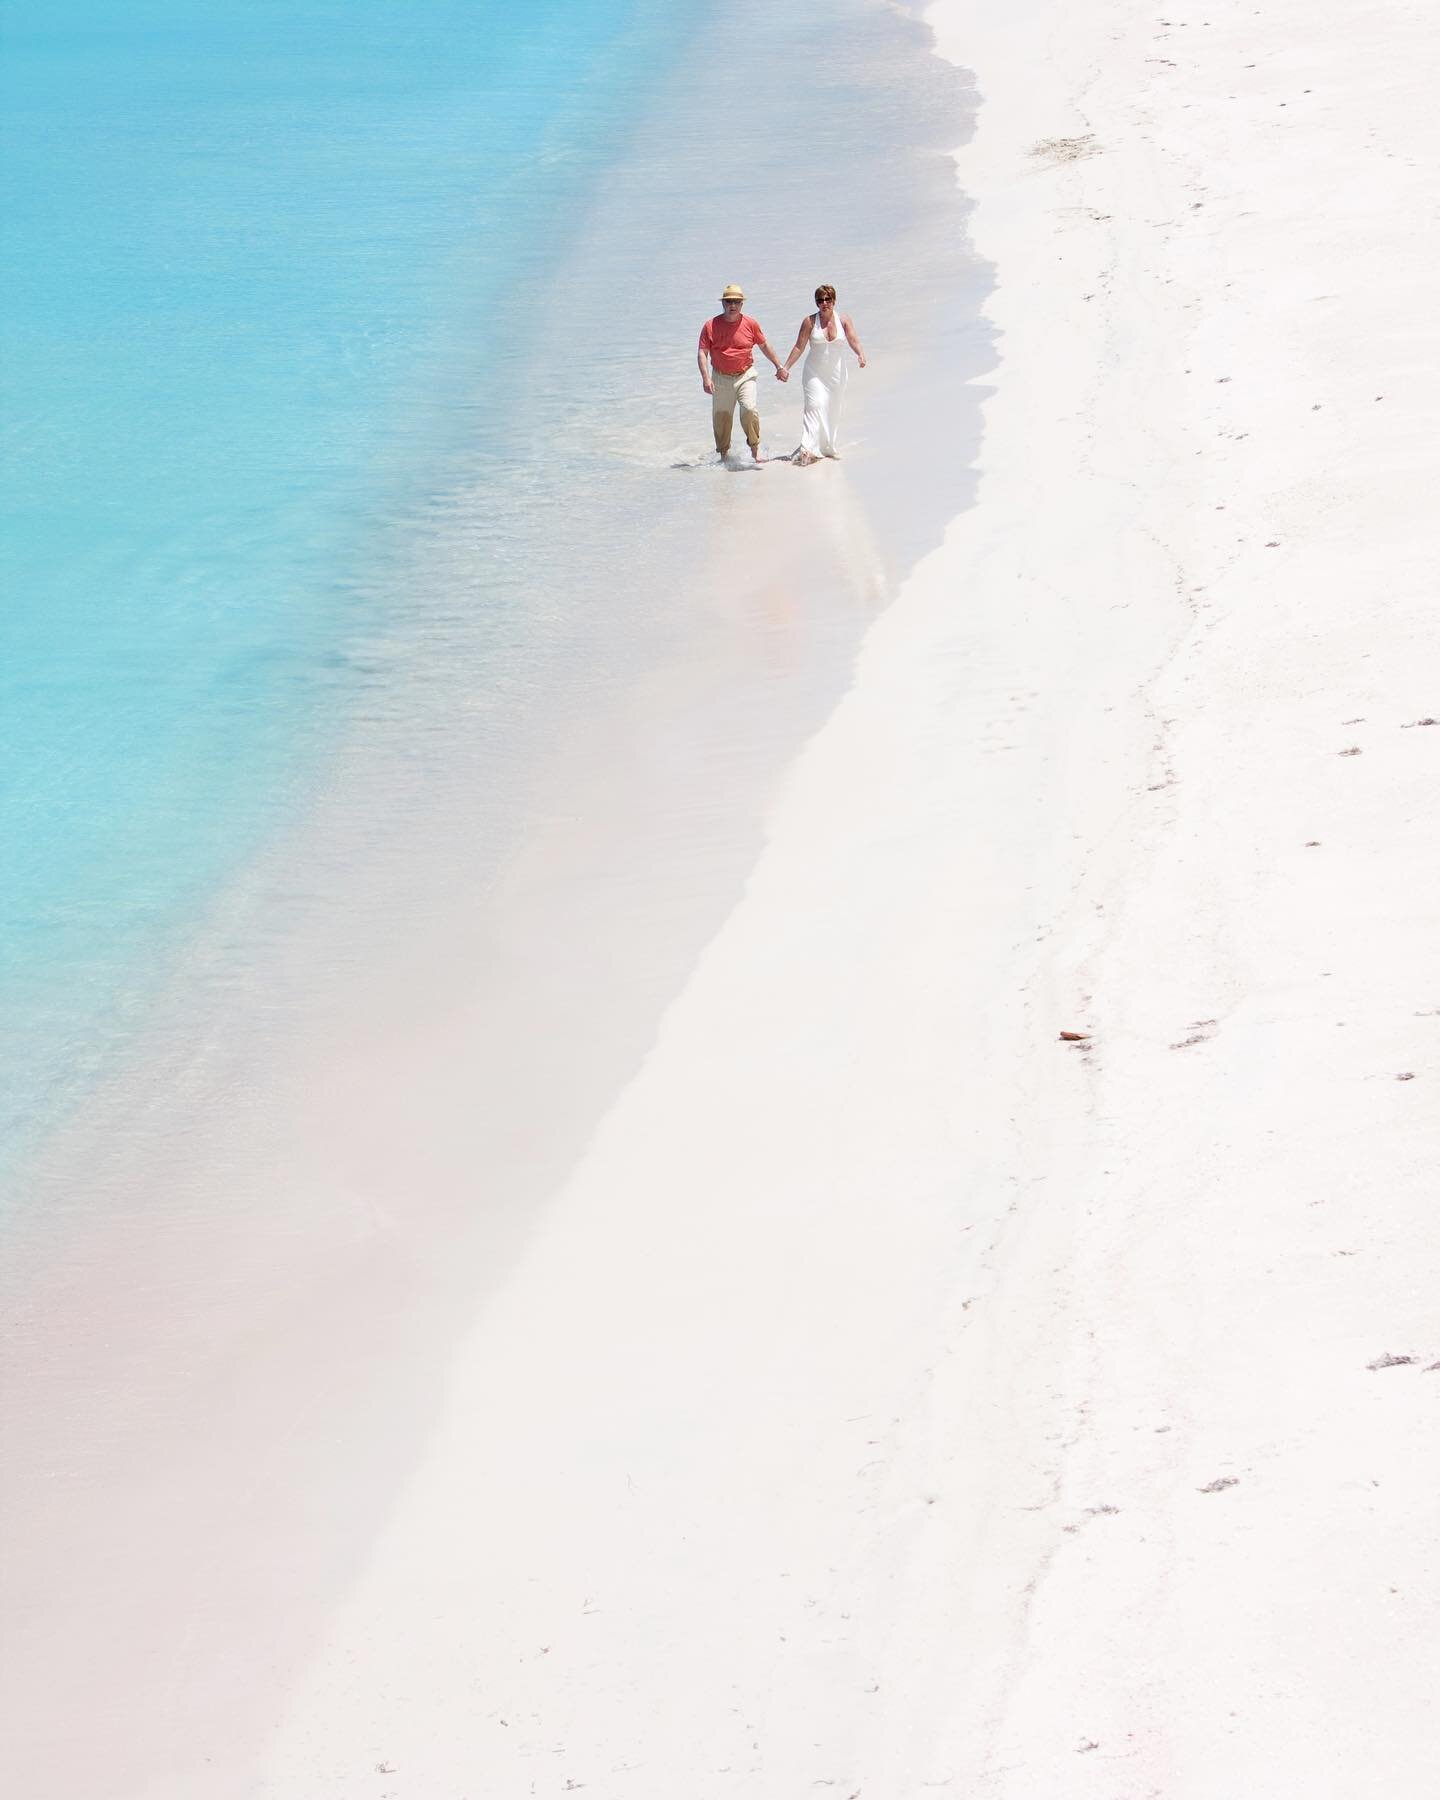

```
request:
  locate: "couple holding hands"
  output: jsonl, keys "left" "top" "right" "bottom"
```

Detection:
{"left": 697, "top": 282, "right": 866, "bottom": 466}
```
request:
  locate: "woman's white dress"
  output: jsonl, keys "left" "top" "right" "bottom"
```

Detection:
{"left": 798, "top": 315, "right": 847, "bottom": 458}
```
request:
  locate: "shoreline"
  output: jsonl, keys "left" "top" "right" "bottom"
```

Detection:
{"left": 260, "top": 0, "right": 1440, "bottom": 1791}
{"left": 0, "top": 4, "right": 987, "bottom": 1792}
{"left": 4, "top": 0, "right": 1437, "bottom": 1792}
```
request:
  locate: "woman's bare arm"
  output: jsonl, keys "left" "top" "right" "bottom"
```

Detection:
{"left": 782, "top": 314, "right": 815, "bottom": 373}
{"left": 842, "top": 314, "right": 867, "bottom": 368}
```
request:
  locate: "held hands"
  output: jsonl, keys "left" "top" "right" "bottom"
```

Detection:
{"left": 775, "top": 365, "right": 790, "bottom": 382}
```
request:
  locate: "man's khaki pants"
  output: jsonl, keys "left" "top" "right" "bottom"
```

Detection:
{"left": 712, "top": 366, "right": 761, "bottom": 455}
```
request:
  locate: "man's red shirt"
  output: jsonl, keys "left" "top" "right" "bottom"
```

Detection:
{"left": 699, "top": 312, "right": 767, "bottom": 374}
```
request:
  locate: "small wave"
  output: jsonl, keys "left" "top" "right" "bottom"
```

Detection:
{"left": 668, "top": 450, "right": 774, "bottom": 472}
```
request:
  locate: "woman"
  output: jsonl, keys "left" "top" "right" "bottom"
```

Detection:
{"left": 781, "top": 285, "right": 867, "bottom": 465}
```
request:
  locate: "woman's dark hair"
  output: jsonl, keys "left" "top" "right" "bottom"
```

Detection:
{"left": 814, "top": 284, "right": 837, "bottom": 306}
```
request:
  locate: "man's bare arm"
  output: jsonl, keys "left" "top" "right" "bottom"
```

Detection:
{"left": 755, "top": 329, "right": 789, "bottom": 381}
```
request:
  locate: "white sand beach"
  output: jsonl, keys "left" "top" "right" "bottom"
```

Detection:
{"left": 5, "top": 0, "right": 1439, "bottom": 1794}
{"left": 245, "top": 1, "right": 1440, "bottom": 1794}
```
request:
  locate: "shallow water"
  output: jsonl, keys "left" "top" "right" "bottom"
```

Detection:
{"left": 2, "top": 0, "right": 985, "bottom": 1189}
{"left": 1, "top": 4, "right": 989, "bottom": 1788}
{"left": 11, "top": 0, "right": 988, "bottom": 1234}
{"left": 0, "top": 0, "right": 698, "bottom": 1176}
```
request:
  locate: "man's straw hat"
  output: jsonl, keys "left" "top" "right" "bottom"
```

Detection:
{"left": 720, "top": 283, "right": 745, "bottom": 300}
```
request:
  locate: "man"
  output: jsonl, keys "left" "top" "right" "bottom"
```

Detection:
{"left": 697, "top": 284, "right": 788, "bottom": 463}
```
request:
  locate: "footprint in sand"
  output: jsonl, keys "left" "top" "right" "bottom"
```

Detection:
{"left": 1170, "top": 1018, "right": 1218, "bottom": 1050}
{"left": 1029, "top": 133, "right": 1100, "bottom": 165}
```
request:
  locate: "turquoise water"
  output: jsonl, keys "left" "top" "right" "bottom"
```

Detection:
{"left": 1, "top": 9, "right": 986, "bottom": 1785}
{"left": 0, "top": 0, "right": 693, "bottom": 1170}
